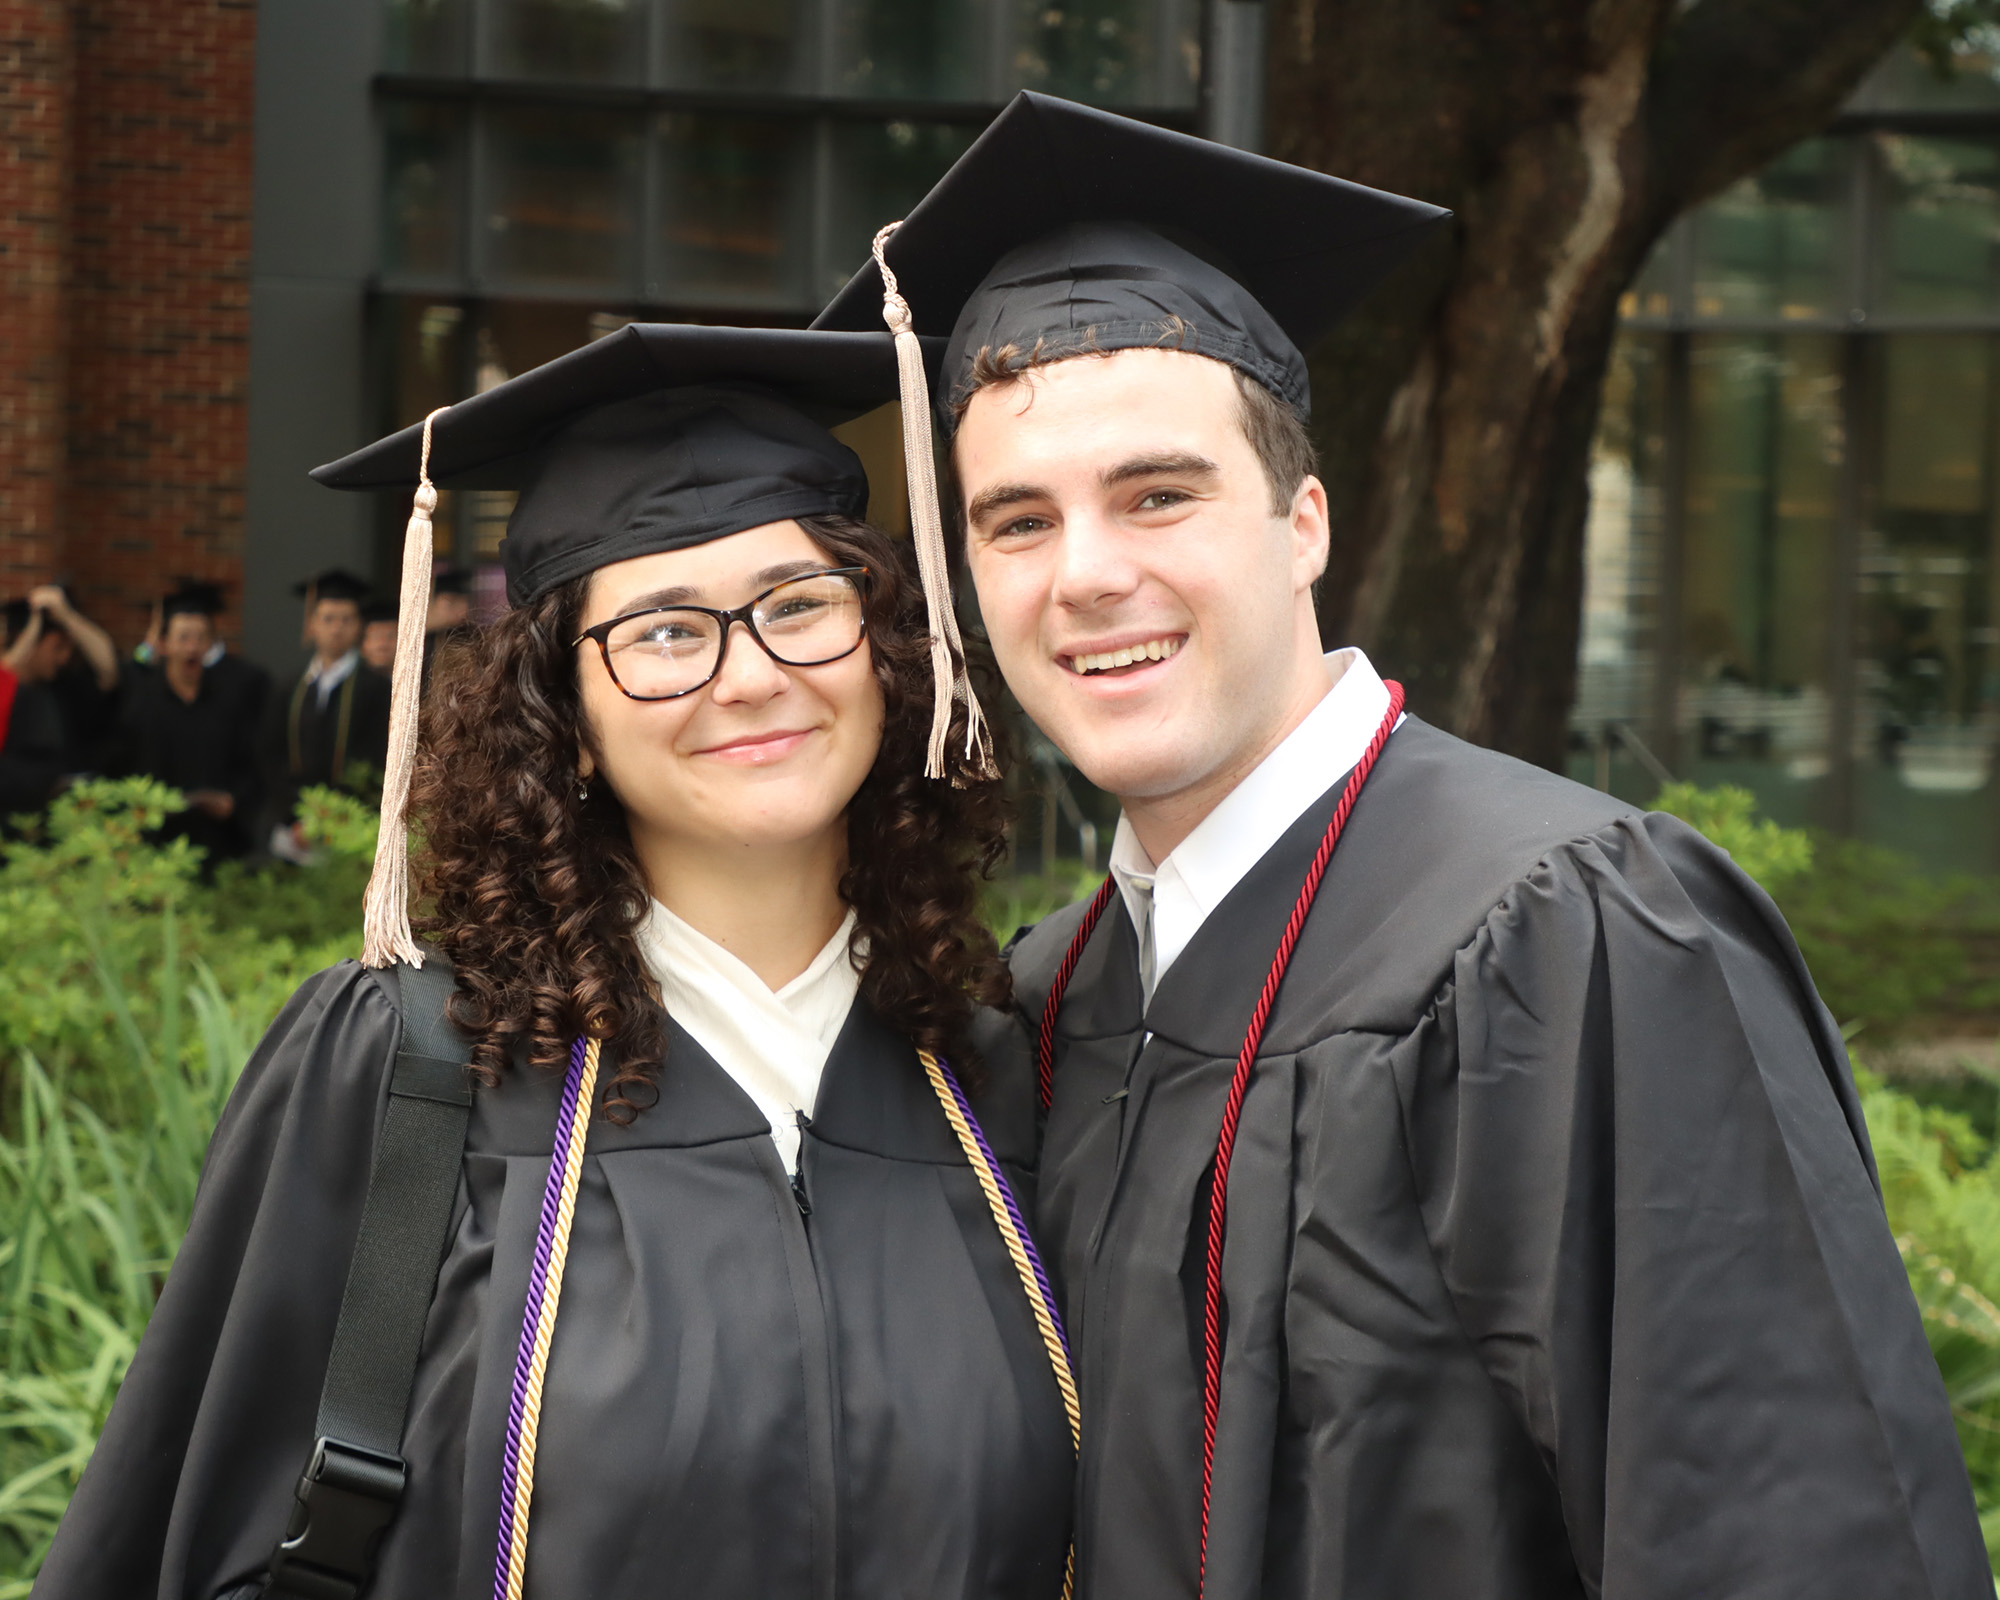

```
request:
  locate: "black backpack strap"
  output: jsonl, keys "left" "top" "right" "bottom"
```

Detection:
{"left": 264, "top": 958, "right": 474, "bottom": 1600}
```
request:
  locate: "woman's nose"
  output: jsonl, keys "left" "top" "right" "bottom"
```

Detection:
{"left": 708, "top": 618, "right": 789, "bottom": 704}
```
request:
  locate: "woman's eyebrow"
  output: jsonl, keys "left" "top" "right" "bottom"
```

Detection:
{"left": 610, "top": 561, "right": 827, "bottom": 615}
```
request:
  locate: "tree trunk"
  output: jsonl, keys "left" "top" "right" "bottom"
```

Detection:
{"left": 1270, "top": 0, "right": 1921, "bottom": 769}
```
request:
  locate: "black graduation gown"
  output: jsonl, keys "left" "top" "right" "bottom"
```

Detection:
{"left": 263, "top": 661, "right": 392, "bottom": 820}
{"left": 112, "top": 661, "right": 268, "bottom": 860}
{"left": 0, "top": 680, "right": 69, "bottom": 818}
{"left": 33, "top": 963, "right": 1073, "bottom": 1600}
{"left": 1013, "top": 717, "right": 1990, "bottom": 1600}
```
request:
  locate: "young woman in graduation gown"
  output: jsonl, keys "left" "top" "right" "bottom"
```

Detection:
{"left": 31, "top": 328, "right": 1075, "bottom": 1600}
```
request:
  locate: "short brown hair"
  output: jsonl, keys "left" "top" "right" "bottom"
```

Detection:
{"left": 951, "top": 328, "right": 1317, "bottom": 516}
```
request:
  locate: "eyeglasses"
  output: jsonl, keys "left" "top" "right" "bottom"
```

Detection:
{"left": 573, "top": 566, "right": 872, "bottom": 702}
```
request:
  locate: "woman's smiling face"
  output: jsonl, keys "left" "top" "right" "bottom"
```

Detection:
{"left": 575, "top": 519, "right": 885, "bottom": 862}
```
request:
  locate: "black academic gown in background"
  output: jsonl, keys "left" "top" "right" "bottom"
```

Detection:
{"left": 112, "top": 661, "right": 268, "bottom": 861}
{"left": 1014, "top": 717, "right": 1990, "bottom": 1600}
{"left": 33, "top": 965, "right": 1072, "bottom": 1600}
{"left": 0, "top": 680, "right": 69, "bottom": 818}
{"left": 263, "top": 661, "right": 392, "bottom": 821}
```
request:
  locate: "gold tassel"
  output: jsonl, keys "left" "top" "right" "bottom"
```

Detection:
{"left": 872, "top": 222, "right": 997, "bottom": 783}
{"left": 361, "top": 406, "right": 451, "bottom": 969}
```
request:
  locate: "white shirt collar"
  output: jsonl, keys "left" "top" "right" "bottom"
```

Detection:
{"left": 634, "top": 901, "right": 860, "bottom": 1173}
{"left": 1108, "top": 647, "right": 1392, "bottom": 1000}
{"left": 307, "top": 648, "right": 359, "bottom": 706}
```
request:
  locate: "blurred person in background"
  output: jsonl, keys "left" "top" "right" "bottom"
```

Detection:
{"left": 0, "top": 585, "right": 119, "bottom": 821}
{"left": 263, "top": 569, "right": 389, "bottom": 861}
{"left": 111, "top": 583, "right": 266, "bottom": 864}
{"left": 360, "top": 598, "right": 399, "bottom": 674}
{"left": 423, "top": 566, "right": 475, "bottom": 677}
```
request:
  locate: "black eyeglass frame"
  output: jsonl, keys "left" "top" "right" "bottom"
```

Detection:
{"left": 573, "top": 565, "right": 874, "bottom": 702}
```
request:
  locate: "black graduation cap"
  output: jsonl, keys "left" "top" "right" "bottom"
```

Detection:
{"left": 812, "top": 90, "right": 1450, "bottom": 420}
{"left": 313, "top": 323, "right": 934, "bottom": 605}
{"left": 309, "top": 321, "right": 970, "bottom": 971}
{"left": 162, "top": 580, "right": 226, "bottom": 620}
{"left": 293, "top": 569, "right": 372, "bottom": 606}
{"left": 431, "top": 567, "right": 473, "bottom": 597}
{"left": 361, "top": 598, "right": 399, "bottom": 626}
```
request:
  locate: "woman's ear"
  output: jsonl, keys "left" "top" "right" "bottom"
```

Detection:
{"left": 578, "top": 751, "right": 596, "bottom": 781}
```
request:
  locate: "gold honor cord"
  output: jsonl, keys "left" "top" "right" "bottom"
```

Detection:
{"left": 495, "top": 1040, "right": 1076, "bottom": 1600}
{"left": 919, "top": 1049, "right": 1080, "bottom": 1600}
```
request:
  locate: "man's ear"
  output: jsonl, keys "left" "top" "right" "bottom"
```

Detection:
{"left": 1290, "top": 474, "right": 1331, "bottom": 591}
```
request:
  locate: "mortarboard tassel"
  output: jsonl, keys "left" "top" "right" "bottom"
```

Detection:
{"left": 871, "top": 222, "right": 997, "bottom": 784}
{"left": 361, "top": 406, "right": 451, "bottom": 970}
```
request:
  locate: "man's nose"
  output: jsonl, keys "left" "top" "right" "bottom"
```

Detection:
{"left": 1050, "top": 509, "right": 1142, "bottom": 610}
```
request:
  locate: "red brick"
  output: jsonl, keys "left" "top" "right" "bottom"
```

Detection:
{"left": 0, "top": 0, "right": 253, "bottom": 644}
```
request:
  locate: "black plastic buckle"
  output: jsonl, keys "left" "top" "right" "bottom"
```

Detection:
{"left": 262, "top": 1437, "right": 407, "bottom": 1600}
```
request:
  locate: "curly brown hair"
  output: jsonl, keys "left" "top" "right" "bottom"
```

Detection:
{"left": 411, "top": 514, "right": 1012, "bottom": 1119}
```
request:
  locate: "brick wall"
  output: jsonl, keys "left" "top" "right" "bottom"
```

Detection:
{"left": 0, "top": 0, "right": 71, "bottom": 590}
{"left": 0, "top": 0, "right": 255, "bottom": 646}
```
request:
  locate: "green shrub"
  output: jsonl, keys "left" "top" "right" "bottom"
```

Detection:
{"left": 1655, "top": 782, "right": 1979, "bottom": 1041}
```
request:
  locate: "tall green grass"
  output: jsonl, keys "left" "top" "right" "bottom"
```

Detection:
{"left": 0, "top": 946, "right": 255, "bottom": 1591}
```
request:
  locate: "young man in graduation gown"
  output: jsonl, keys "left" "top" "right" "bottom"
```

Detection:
{"left": 112, "top": 585, "right": 268, "bottom": 863}
{"left": 816, "top": 94, "right": 1995, "bottom": 1598}
{"left": 263, "top": 570, "right": 391, "bottom": 859}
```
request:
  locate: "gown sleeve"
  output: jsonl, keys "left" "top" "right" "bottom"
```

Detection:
{"left": 32, "top": 962, "right": 403, "bottom": 1600}
{"left": 1399, "top": 812, "right": 1991, "bottom": 1600}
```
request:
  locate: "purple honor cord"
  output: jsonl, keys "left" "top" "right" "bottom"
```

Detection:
{"left": 494, "top": 1034, "right": 593, "bottom": 1600}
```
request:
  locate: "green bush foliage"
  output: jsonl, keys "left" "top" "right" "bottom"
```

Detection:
{"left": 0, "top": 779, "right": 374, "bottom": 1588}
{"left": 0, "top": 782, "right": 1997, "bottom": 1585}
{"left": 1655, "top": 782, "right": 1980, "bottom": 1039}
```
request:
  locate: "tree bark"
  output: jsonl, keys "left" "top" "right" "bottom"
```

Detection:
{"left": 1271, "top": 0, "right": 1922, "bottom": 768}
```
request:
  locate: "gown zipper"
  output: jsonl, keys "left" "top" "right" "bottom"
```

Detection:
{"left": 767, "top": 1120, "right": 838, "bottom": 1600}
{"left": 791, "top": 1112, "right": 814, "bottom": 1216}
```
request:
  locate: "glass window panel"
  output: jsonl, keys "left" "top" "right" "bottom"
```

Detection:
{"left": 660, "top": 0, "right": 808, "bottom": 91}
{"left": 1008, "top": 0, "right": 1198, "bottom": 108}
{"left": 388, "top": 298, "right": 469, "bottom": 423}
{"left": 824, "top": 120, "right": 977, "bottom": 302}
{"left": 382, "top": 100, "right": 466, "bottom": 280}
{"left": 1691, "top": 138, "right": 1846, "bottom": 321}
{"left": 1850, "top": 44, "right": 2000, "bottom": 116}
{"left": 1856, "top": 334, "right": 2000, "bottom": 871}
{"left": 485, "top": 0, "right": 646, "bottom": 83}
{"left": 655, "top": 113, "right": 812, "bottom": 308}
{"left": 1874, "top": 133, "right": 2000, "bottom": 317}
{"left": 831, "top": 0, "right": 985, "bottom": 99}
{"left": 1677, "top": 334, "right": 1843, "bottom": 827}
{"left": 481, "top": 301, "right": 608, "bottom": 378}
{"left": 1620, "top": 227, "right": 1678, "bottom": 321}
{"left": 1568, "top": 331, "right": 1668, "bottom": 803}
{"left": 382, "top": 298, "right": 469, "bottom": 560}
{"left": 384, "top": 0, "right": 469, "bottom": 72}
{"left": 483, "top": 106, "right": 641, "bottom": 293}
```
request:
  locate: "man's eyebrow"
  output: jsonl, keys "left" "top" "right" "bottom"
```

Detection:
{"left": 965, "top": 481, "right": 1049, "bottom": 527}
{"left": 1101, "top": 451, "right": 1220, "bottom": 488}
{"left": 610, "top": 560, "right": 827, "bottom": 615}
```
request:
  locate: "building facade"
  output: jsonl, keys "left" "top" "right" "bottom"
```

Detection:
{"left": 0, "top": 0, "right": 255, "bottom": 646}
{"left": 1577, "top": 50, "right": 2000, "bottom": 873}
{"left": 243, "top": 0, "right": 1212, "bottom": 668}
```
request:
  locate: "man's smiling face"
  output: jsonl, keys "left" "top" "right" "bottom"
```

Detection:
{"left": 956, "top": 347, "right": 1330, "bottom": 841}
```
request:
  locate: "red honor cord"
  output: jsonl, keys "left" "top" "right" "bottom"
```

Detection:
{"left": 1035, "top": 681, "right": 1405, "bottom": 1597}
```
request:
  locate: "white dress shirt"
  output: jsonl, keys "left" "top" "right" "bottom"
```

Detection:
{"left": 305, "top": 647, "right": 359, "bottom": 709}
{"left": 635, "top": 900, "right": 861, "bottom": 1174}
{"left": 1108, "top": 647, "right": 1395, "bottom": 1004}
